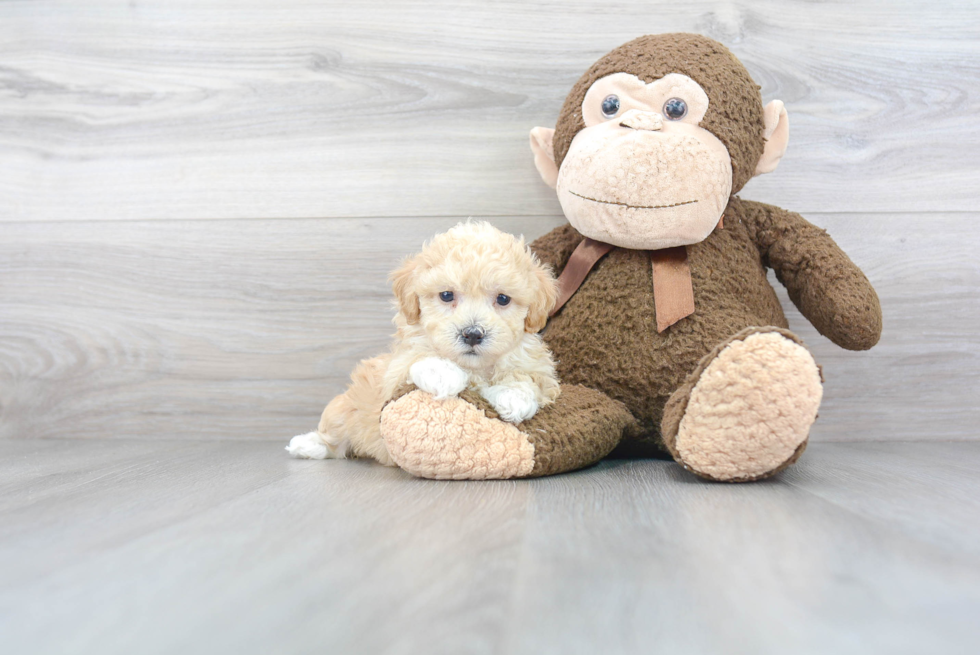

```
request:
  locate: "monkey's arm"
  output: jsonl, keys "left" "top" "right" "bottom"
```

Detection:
{"left": 529, "top": 223, "right": 585, "bottom": 274}
{"left": 738, "top": 198, "right": 882, "bottom": 351}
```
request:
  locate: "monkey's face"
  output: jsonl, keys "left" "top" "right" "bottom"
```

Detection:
{"left": 531, "top": 34, "right": 789, "bottom": 250}
{"left": 555, "top": 73, "right": 732, "bottom": 250}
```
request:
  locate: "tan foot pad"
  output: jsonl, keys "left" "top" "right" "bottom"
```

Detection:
{"left": 673, "top": 331, "right": 823, "bottom": 481}
{"left": 381, "top": 390, "right": 535, "bottom": 480}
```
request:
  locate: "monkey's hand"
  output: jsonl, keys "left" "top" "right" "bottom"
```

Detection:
{"left": 410, "top": 357, "right": 469, "bottom": 400}
{"left": 741, "top": 198, "right": 882, "bottom": 351}
{"left": 480, "top": 382, "right": 539, "bottom": 424}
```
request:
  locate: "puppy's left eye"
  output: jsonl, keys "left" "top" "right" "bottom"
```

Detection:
{"left": 496, "top": 294, "right": 511, "bottom": 306}
{"left": 439, "top": 291, "right": 454, "bottom": 302}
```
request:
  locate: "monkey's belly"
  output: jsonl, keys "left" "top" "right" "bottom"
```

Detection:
{"left": 542, "top": 246, "right": 787, "bottom": 446}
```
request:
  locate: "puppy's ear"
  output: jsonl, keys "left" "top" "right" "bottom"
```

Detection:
{"left": 389, "top": 255, "right": 421, "bottom": 324}
{"left": 525, "top": 259, "right": 559, "bottom": 333}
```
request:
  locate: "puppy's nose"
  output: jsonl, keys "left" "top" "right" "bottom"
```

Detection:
{"left": 461, "top": 326, "right": 485, "bottom": 347}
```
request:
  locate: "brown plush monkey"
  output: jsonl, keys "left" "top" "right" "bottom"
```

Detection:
{"left": 381, "top": 33, "right": 881, "bottom": 482}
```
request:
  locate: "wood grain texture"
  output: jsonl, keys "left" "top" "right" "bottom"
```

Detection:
{"left": 1, "top": 213, "right": 977, "bottom": 443}
{"left": 1, "top": 440, "right": 977, "bottom": 654}
{"left": 1, "top": 0, "right": 979, "bottom": 221}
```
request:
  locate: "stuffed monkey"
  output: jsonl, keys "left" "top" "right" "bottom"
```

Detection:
{"left": 380, "top": 33, "right": 881, "bottom": 482}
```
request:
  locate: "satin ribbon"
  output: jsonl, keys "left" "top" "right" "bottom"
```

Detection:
{"left": 551, "top": 238, "right": 696, "bottom": 333}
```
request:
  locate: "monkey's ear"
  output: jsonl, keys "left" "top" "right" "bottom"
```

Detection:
{"left": 529, "top": 127, "right": 559, "bottom": 189}
{"left": 754, "top": 100, "right": 789, "bottom": 176}
{"left": 389, "top": 256, "right": 421, "bottom": 325}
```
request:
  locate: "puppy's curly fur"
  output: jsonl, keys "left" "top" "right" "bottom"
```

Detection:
{"left": 287, "top": 222, "right": 561, "bottom": 465}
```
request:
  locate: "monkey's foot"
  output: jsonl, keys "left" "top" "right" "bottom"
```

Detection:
{"left": 380, "top": 385, "right": 633, "bottom": 480}
{"left": 662, "top": 327, "right": 823, "bottom": 482}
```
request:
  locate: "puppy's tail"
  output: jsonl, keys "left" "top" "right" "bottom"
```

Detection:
{"left": 285, "top": 431, "right": 348, "bottom": 459}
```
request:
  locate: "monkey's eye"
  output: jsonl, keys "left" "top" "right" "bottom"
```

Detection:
{"left": 663, "top": 98, "right": 688, "bottom": 120}
{"left": 439, "top": 291, "right": 454, "bottom": 303}
{"left": 600, "top": 95, "right": 621, "bottom": 118}
{"left": 496, "top": 294, "right": 511, "bottom": 306}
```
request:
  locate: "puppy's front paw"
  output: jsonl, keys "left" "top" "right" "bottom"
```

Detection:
{"left": 481, "top": 385, "right": 539, "bottom": 423}
{"left": 410, "top": 357, "right": 469, "bottom": 400}
{"left": 286, "top": 431, "right": 345, "bottom": 459}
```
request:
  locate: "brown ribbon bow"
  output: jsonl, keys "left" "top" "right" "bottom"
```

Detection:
{"left": 550, "top": 238, "right": 696, "bottom": 333}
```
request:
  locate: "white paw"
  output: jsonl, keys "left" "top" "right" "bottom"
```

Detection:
{"left": 481, "top": 385, "right": 539, "bottom": 423}
{"left": 286, "top": 431, "right": 345, "bottom": 459}
{"left": 410, "top": 357, "right": 469, "bottom": 399}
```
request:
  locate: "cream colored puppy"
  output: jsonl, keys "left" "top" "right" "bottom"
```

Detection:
{"left": 287, "top": 221, "right": 560, "bottom": 465}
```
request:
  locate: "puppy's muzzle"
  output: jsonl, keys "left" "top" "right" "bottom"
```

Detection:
{"left": 460, "top": 326, "right": 486, "bottom": 347}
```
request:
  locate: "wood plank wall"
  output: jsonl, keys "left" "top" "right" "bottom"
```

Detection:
{"left": 1, "top": 0, "right": 978, "bottom": 442}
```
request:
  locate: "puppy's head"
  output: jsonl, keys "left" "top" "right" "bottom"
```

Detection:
{"left": 390, "top": 221, "right": 558, "bottom": 368}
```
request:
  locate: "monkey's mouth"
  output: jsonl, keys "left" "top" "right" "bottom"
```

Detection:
{"left": 568, "top": 190, "right": 698, "bottom": 210}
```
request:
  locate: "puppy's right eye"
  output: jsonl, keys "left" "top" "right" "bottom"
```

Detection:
{"left": 439, "top": 291, "right": 454, "bottom": 303}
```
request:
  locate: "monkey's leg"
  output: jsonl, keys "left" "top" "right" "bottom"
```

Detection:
{"left": 380, "top": 385, "right": 634, "bottom": 480}
{"left": 661, "top": 327, "right": 823, "bottom": 482}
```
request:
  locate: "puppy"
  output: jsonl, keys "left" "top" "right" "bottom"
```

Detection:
{"left": 287, "top": 221, "right": 560, "bottom": 465}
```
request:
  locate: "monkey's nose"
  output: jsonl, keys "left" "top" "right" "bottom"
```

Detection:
{"left": 619, "top": 109, "right": 663, "bottom": 131}
{"left": 461, "top": 326, "right": 485, "bottom": 347}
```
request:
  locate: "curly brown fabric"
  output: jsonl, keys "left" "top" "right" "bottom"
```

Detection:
{"left": 532, "top": 196, "right": 880, "bottom": 452}
{"left": 737, "top": 199, "right": 883, "bottom": 350}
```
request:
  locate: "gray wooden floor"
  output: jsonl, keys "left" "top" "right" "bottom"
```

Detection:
{"left": 2, "top": 440, "right": 978, "bottom": 655}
